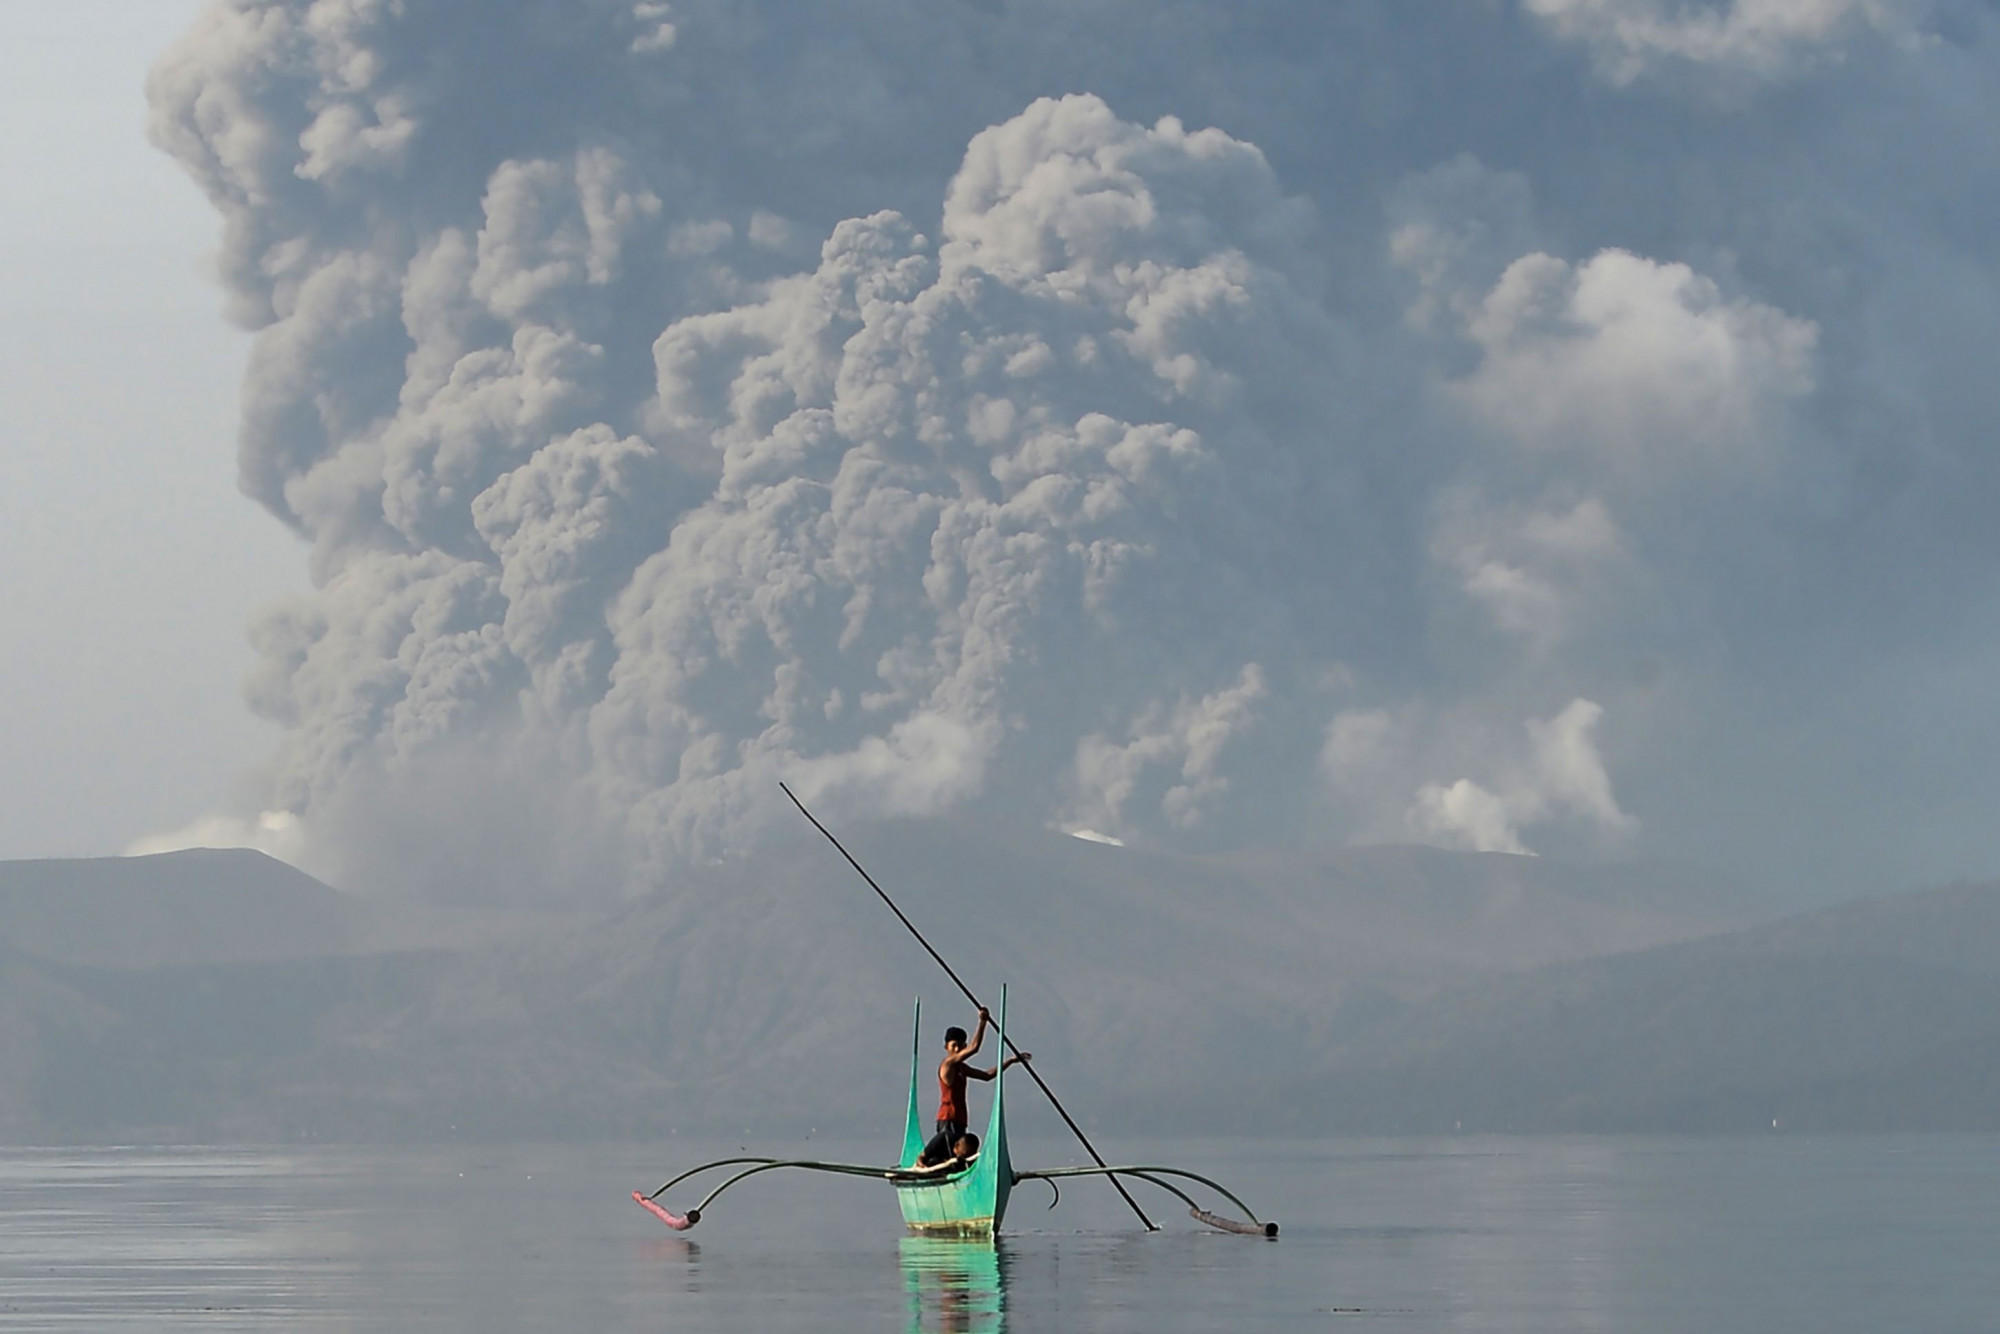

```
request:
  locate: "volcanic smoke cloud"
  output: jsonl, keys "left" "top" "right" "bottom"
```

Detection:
{"left": 149, "top": 1, "right": 2000, "bottom": 898}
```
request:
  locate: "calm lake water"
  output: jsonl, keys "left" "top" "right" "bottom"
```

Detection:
{"left": 2, "top": 1136, "right": 1996, "bottom": 1331}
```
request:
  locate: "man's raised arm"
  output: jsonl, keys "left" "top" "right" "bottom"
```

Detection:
{"left": 965, "top": 1051, "right": 1031, "bottom": 1082}
{"left": 950, "top": 1006, "right": 992, "bottom": 1063}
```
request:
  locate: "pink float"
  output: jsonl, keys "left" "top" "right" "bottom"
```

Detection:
{"left": 631, "top": 1190, "right": 696, "bottom": 1230}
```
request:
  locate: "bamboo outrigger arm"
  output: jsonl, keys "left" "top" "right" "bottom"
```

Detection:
{"left": 1011, "top": 1165, "right": 1279, "bottom": 1237}
{"left": 636, "top": 1155, "right": 913, "bottom": 1229}
{"left": 644, "top": 1157, "right": 779, "bottom": 1200}
{"left": 637, "top": 1155, "right": 1275, "bottom": 1237}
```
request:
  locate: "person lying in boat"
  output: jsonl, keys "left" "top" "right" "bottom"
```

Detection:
{"left": 901, "top": 1131, "right": 981, "bottom": 1176}
{"left": 922, "top": 1007, "right": 1030, "bottom": 1167}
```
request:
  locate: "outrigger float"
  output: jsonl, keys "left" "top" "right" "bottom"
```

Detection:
{"left": 632, "top": 785, "right": 1276, "bottom": 1240}
{"left": 633, "top": 990, "right": 1276, "bottom": 1238}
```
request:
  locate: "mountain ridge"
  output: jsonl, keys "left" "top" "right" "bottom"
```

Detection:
{"left": 3, "top": 831, "right": 1987, "bottom": 1139}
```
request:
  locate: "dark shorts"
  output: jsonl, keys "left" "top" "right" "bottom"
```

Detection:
{"left": 921, "top": 1118, "right": 966, "bottom": 1165}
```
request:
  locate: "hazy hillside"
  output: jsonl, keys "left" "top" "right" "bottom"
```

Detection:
{"left": 1290, "top": 878, "right": 2000, "bottom": 1134}
{"left": 0, "top": 828, "right": 1722, "bottom": 1139}
{"left": 18, "top": 830, "right": 1995, "bottom": 1141}
{"left": 0, "top": 849, "right": 579, "bottom": 968}
{"left": 279, "top": 822, "right": 1746, "bottom": 1139}
{"left": 0, "top": 849, "right": 370, "bottom": 968}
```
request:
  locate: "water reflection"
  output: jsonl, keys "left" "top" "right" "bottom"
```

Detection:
{"left": 899, "top": 1237, "right": 1005, "bottom": 1333}
{"left": 639, "top": 1236, "right": 702, "bottom": 1292}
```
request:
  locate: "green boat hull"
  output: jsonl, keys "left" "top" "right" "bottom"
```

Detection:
{"left": 895, "top": 991, "right": 1012, "bottom": 1236}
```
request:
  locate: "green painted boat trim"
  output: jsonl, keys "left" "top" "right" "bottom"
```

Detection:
{"left": 900, "top": 996, "right": 926, "bottom": 1169}
{"left": 894, "top": 986, "right": 1012, "bottom": 1236}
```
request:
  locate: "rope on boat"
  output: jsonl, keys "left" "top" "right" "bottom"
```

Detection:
{"left": 1012, "top": 1165, "right": 1278, "bottom": 1237}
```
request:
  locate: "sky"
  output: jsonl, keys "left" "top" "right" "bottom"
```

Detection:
{"left": 6, "top": 0, "right": 2000, "bottom": 906}
{"left": 0, "top": 1, "right": 305, "bottom": 859}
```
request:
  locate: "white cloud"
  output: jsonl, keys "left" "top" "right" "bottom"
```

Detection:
{"left": 1433, "top": 493, "right": 1626, "bottom": 643}
{"left": 630, "top": 2, "right": 677, "bottom": 54}
{"left": 1387, "top": 155, "right": 1543, "bottom": 332}
{"left": 126, "top": 811, "right": 307, "bottom": 866}
{"left": 1066, "top": 664, "right": 1269, "bottom": 839}
{"left": 1524, "top": 0, "right": 1925, "bottom": 82}
{"left": 1321, "top": 707, "right": 1398, "bottom": 783}
{"left": 1325, "top": 698, "right": 1634, "bottom": 856}
{"left": 1408, "top": 778, "right": 1531, "bottom": 854}
{"left": 1389, "top": 166, "right": 1819, "bottom": 480}
{"left": 1451, "top": 248, "right": 1818, "bottom": 473}
{"left": 784, "top": 711, "right": 998, "bottom": 824}
{"left": 1420, "top": 696, "right": 1635, "bottom": 854}
{"left": 1067, "top": 828, "right": 1126, "bottom": 846}
{"left": 1524, "top": 698, "right": 1634, "bottom": 832}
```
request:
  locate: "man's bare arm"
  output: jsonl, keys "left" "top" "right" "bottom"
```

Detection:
{"left": 965, "top": 1052, "right": 1029, "bottom": 1082}
{"left": 949, "top": 1007, "right": 992, "bottom": 1063}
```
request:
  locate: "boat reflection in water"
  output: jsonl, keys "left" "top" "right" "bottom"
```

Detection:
{"left": 900, "top": 1236, "right": 1006, "bottom": 1333}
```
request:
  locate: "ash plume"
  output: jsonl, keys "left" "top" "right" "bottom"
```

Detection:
{"left": 148, "top": 1, "right": 2000, "bottom": 899}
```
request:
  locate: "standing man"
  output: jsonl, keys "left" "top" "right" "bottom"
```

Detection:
{"left": 920, "top": 1006, "right": 1028, "bottom": 1166}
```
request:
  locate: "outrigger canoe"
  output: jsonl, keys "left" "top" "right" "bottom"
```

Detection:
{"left": 892, "top": 995, "right": 1011, "bottom": 1235}
{"left": 633, "top": 988, "right": 1276, "bottom": 1238}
